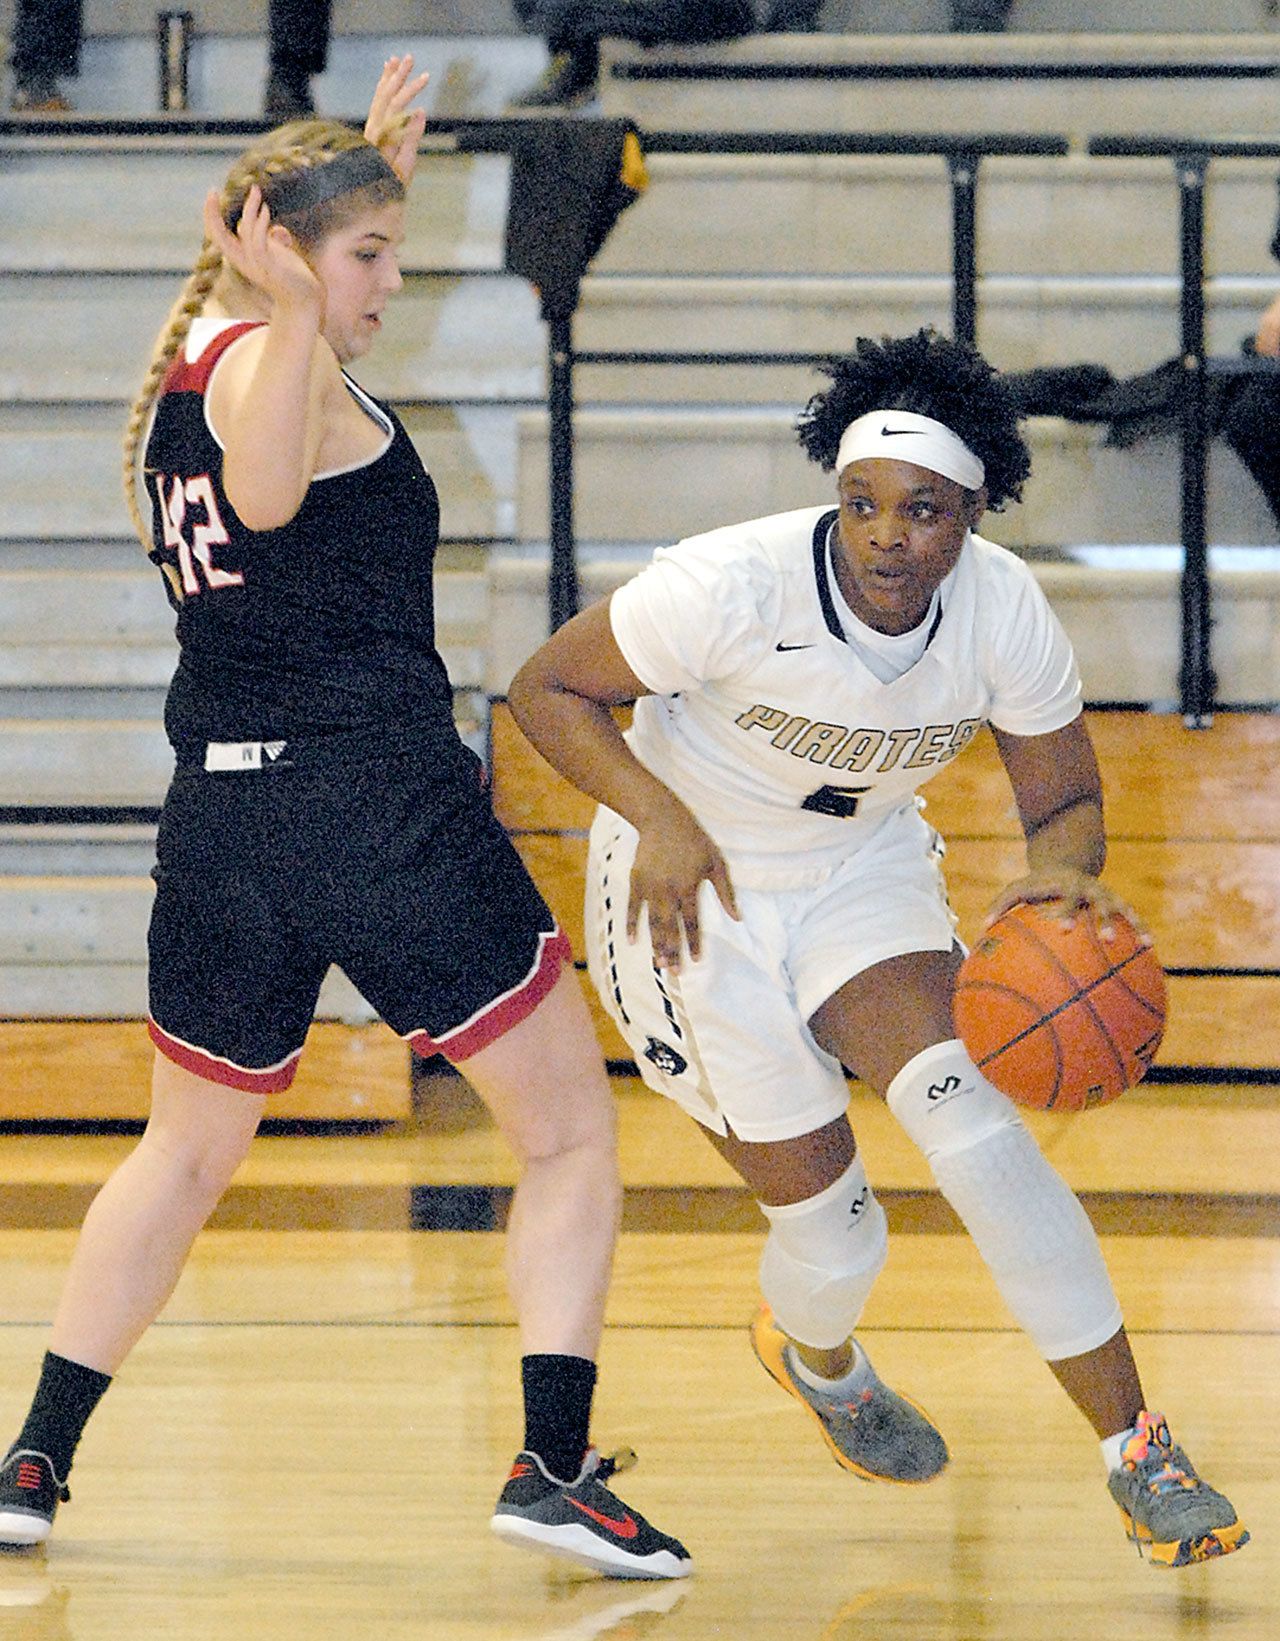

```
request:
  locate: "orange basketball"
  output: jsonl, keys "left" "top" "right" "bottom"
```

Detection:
{"left": 953, "top": 901, "right": 1167, "bottom": 1112}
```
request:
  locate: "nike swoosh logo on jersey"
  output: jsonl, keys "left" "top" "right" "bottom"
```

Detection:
{"left": 567, "top": 1498, "right": 640, "bottom": 1538}
{"left": 775, "top": 642, "right": 814, "bottom": 652}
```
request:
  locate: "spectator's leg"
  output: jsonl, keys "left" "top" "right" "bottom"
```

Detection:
{"left": 265, "top": 0, "right": 332, "bottom": 118}
{"left": 509, "top": 4, "right": 600, "bottom": 111}
{"left": 763, "top": 0, "right": 825, "bottom": 29}
{"left": 1218, "top": 377, "right": 1280, "bottom": 533}
{"left": 951, "top": 0, "right": 1015, "bottom": 31}
{"left": 508, "top": 0, "right": 754, "bottom": 109}
{"left": 11, "top": 0, "right": 83, "bottom": 110}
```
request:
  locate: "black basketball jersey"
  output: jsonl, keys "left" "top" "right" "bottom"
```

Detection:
{"left": 144, "top": 319, "right": 464, "bottom": 767}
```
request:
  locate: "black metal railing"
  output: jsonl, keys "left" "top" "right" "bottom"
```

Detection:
{"left": 455, "top": 125, "right": 1068, "bottom": 631}
{"left": 8, "top": 114, "right": 1272, "bottom": 716}
{"left": 1088, "top": 136, "right": 1280, "bottom": 725}
{"left": 639, "top": 129, "right": 1067, "bottom": 349}
{"left": 612, "top": 58, "right": 1280, "bottom": 85}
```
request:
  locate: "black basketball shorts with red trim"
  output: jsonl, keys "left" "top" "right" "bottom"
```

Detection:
{"left": 147, "top": 743, "right": 570, "bottom": 1093}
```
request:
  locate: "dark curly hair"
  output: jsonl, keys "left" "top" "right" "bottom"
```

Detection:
{"left": 795, "top": 328, "right": 1031, "bottom": 512}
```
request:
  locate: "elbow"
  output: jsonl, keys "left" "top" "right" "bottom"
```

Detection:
{"left": 222, "top": 467, "right": 305, "bottom": 533}
{"left": 508, "top": 655, "right": 588, "bottom": 746}
{"left": 507, "top": 657, "right": 549, "bottom": 732}
{"left": 228, "top": 494, "right": 303, "bottom": 533}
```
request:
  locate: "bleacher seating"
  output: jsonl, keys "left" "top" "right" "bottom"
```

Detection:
{"left": 2, "top": 2, "right": 1278, "bottom": 1110}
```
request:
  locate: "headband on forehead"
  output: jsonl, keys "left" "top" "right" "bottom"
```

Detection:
{"left": 258, "top": 144, "right": 399, "bottom": 221}
{"left": 835, "top": 410, "right": 985, "bottom": 491}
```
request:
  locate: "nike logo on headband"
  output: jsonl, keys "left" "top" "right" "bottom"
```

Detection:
{"left": 880, "top": 425, "right": 919, "bottom": 436}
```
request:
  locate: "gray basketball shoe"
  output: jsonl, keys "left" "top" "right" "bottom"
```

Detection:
{"left": 1108, "top": 1411, "right": 1248, "bottom": 1567}
{"left": 750, "top": 1306, "right": 948, "bottom": 1483}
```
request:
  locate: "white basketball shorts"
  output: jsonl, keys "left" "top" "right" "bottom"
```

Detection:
{"left": 584, "top": 803, "right": 959, "bottom": 1142}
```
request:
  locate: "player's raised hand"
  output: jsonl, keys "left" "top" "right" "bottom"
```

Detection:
{"left": 203, "top": 186, "right": 323, "bottom": 318}
{"left": 364, "top": 54, "right": 429, "bottom": 185}
{"left": 1254, "top": 290, "right": 1280, "bottom": 358}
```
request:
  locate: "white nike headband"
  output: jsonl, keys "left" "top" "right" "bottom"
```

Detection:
{"left": 835, "top": 410, "right": 985, "bottom": 491}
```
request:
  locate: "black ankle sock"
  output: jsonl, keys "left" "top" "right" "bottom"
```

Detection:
{"left": 521, "top": 1353, "right": 597, "bottom": 1483}
{"left": 11, "top": 1352, "right": 112, "bottom": 1481}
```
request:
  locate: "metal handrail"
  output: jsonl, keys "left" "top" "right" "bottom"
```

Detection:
{"left": 1088, "top": 135, "right": 1280, "bottom": 724}
{"left": 613, "top": 59, "right": 1280, "bottom": 84}
{"left": 452, "top": 125, "right": 1069, "bottom": 631}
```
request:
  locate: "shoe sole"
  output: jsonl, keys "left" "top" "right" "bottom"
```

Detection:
{"left": 490, "top": 1514, "right": 693, "bottom": 1581}
{"left": 0, "top": 1509, "right": 52, "bottom": 1547}
{"left": 751, "top": 1308, "right": 947, "bottom": 1485}
{"left": 1116, "top": 1508, "right": 1251, "bottom": 1568}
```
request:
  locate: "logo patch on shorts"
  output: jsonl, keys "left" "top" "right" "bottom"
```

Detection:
{"left": 643, "top": 1037, "right": 688, "bottom": 1077}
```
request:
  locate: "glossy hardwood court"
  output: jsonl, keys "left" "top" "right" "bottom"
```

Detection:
{"left": 0, "top": 1074, "right": 1274, "bottom": 1641}
{"left": 1, "top": 711, "right": 1277, "bottom": 1638}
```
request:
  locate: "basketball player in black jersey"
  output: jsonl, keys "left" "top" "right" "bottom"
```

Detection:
{"left": 0, "top": 58, "right": 689, "bottom": 1582}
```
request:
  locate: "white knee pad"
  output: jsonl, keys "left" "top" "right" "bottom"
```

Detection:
{"left": 886, "top": 1040, "right": 1123, "bottom": 1361}
{"left": 758, "top": 1155, "right": 888, "bottom": 1351}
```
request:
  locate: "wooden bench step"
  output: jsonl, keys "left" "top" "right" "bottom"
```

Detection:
{"left": 0, "top": 1020, "right": 410, "bottom": 1122}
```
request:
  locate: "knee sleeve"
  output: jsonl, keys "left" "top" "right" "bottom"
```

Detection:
{"left": 886, "top": 1040, "right": 1123, "bottom": 1361}
{"left": 758, "top": 1156, "right": 888, "bottom": 1351}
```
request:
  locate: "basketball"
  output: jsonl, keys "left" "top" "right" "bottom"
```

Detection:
{"left": 953, "top": 901, "right": 1167, "bottom": 1112}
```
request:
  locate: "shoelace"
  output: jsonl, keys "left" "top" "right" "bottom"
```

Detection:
{"left": 1128, "top": 1451, "right": 1213, "bottom": 1524}
{"left": 1143, "top": 1458, "right": 1197, "bottom": 1496}
{"left": 594, "top": 1446, "right": 638, "bottom": 1484}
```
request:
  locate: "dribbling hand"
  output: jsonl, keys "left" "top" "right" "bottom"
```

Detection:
{"left": 984, "top": 867, "right": 1151, "bottom": 945}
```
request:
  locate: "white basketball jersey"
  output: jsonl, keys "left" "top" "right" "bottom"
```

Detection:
{"left": 609, "top": 506, "right": 1081, "bottom": 887}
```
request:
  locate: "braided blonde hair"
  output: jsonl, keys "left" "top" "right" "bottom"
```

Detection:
{"left": 122, "top": 120, "right": 405, "bottom": 570}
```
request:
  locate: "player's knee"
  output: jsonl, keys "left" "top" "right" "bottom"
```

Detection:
{"left": 515, "top": 1113, "right": 620, "bottom": 1195}
{"left": 140, "top": 1126, "right": 252, "bottom": 1210}
{"left": 885, "top": 1038, "right": 1024, "bottom": 1161}
{"left": 758, "top": 1156, "right": 888, "bottom": 1350}
{"left": 887, "top": 1039, "right": 1121, "bottom": 1360}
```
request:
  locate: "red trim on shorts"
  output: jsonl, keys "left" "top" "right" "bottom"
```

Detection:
{"left": 147, "top": 1016, "right": 303, "bottom": 1093}
{"left": 405, "top": 928, "right": 572, "bottom": 1064}
{"left": 160, "top": 321, "right": 263, "bottom": 395}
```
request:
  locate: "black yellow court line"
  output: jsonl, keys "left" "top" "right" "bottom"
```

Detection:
{"left": 0, "top": 1184, "right": 1274, "bottom": 1235}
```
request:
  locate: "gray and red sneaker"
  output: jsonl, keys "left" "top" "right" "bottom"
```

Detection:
{"left": 0, "top": 1449, "right": 69, "bottom": 1546}
{"left": 491, "top": 1447, "right": 692, "bottom": 1580}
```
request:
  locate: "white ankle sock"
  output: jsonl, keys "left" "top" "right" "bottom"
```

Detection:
{"left": 788, "top": 1339, "right": 870, "bottom": 1394}
{"left": 1100, "top": 1426, "right": 1135, "bottom": 1474}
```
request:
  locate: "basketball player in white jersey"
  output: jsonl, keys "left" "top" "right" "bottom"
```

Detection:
{"left": 509, "top": 330, "right": 1247, "bottom": 1568}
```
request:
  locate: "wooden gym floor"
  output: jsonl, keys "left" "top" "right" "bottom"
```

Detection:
{"left": 0, "top": 1076, "right": 1275, "bottom": 1640}
{"left": 0, "top": 712, "right": 1277, "bottom": 1638}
